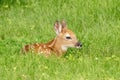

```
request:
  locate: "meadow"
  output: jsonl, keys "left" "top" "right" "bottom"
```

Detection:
{"left": 0, "top": 0, "right": 120, "bottom": 80}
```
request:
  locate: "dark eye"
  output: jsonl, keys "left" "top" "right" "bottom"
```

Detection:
{"left": 66, "top": 36, "right": 71, "bottom": 39}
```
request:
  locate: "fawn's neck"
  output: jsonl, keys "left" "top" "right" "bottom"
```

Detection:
{"left": 47, "top": 37, "right": 68, "bottom": 56}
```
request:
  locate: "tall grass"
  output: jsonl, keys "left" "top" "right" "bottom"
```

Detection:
{"left": 0, "top": 0, "right": 120, "bottom": 80}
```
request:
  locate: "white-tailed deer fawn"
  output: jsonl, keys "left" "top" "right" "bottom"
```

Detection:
{"left": 22, "top": 20, "right": 82, "bottom": 57}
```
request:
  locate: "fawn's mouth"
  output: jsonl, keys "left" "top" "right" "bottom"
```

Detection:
{"left": 75, "top": 46, "right": 81, "bottom": 48}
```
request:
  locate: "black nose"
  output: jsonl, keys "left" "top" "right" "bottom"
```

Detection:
{"left": 80, "top": 43, "right": 82, "bottom": 47}
{"left": 75, "top": 42, "right": 82, "bottom": 47}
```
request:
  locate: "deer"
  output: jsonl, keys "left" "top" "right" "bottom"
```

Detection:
{"left": 22, "top": 20, "right": 82, "bottom": 57}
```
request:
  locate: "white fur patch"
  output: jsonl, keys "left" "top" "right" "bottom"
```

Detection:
{"left": 58, "top": 24, "right": 62, "bottom": 33}
{"left": 55, "top": 24, "right": 62, "bottom": 35}
{"left": 65, "top": 33, "right": 70, "bottom": 37}
{"left": 61, "top": 45, "right": 68, "bottom": 51}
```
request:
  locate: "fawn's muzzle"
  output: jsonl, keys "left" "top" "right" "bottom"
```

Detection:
{"left": 75, "top": 42, "right": 82, "bottom": 48}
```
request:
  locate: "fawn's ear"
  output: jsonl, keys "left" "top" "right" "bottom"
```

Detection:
{"left": 61, "top": 20, "right": 67, "bottom": 28}
{"left": 54, "top": 21, "right": 62, "bottom": 35}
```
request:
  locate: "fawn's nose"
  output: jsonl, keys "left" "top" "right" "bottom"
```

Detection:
{"left": 75, "top": 42, "right": 82, "bottom": 48}
{"left": 80, "top": 43, "right": 82, "bottom": 47}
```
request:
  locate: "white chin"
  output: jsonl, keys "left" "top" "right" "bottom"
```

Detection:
{"left": 75, "top": 46, "right": 80, "bottom": 48}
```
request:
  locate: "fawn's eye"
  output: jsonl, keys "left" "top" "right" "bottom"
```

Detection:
{"left": 66, "top": 36, "right": 72, "bottom": 39}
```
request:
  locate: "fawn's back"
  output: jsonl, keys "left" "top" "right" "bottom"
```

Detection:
{"left": 22, "top": 20, "right": 82, "bottom": 57}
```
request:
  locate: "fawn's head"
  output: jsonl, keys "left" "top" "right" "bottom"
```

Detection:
{"left": 53, "top": 20, "right": 82, "bottom": 51}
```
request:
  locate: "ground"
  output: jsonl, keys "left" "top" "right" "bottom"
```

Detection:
{"left": 0, "top": 0, "right": 120, "bottom": 80}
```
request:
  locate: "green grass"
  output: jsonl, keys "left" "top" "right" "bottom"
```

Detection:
{"left": 0, "top": 0, "right": 120, "bottom": 80}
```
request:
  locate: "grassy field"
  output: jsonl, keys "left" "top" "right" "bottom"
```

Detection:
{"left": 0, "top": 0, "right": 120, "bottom": 80}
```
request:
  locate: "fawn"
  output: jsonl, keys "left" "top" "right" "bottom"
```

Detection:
{"left": 22, "top": 20, "right": 82, "bottom": 57}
